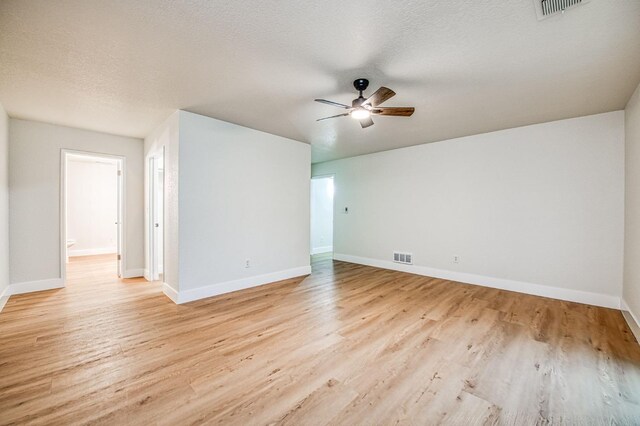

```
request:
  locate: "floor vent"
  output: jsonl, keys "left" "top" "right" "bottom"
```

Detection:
{"left": 393, "top": 252, "right": 413, "bottom": 265}
{"left": 535, "top": 0, "right": 587, "bottom": 19}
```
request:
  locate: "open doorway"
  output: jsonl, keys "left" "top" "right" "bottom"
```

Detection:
{"left": 149, "top": 152, "right": 164, "bottom": 282}
{"left": 310, "top": 175, "right": 334, "bottom": 261}
{"left": 61, "top": 151, "right": 124, "bottom": 282}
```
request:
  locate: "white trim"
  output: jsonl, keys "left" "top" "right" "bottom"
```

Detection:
{"left": 123, "top": 269, "right": 145, "bottom": 279}
{"left": 166, "top": 266, "right": 312, "bottom": 304}
{"left": 162, "top": 283, "right": 179, "bottom": 303}
{"left": 311, "top": 246, "right": 333, "bottom": 255}
{"left": 118, "top": 158, "right": 126, "bottom": 278}
{"left": 68, "top": 247, "right": 117, "bottom": 257}
{"left": 60, "top": 150, "right": 66, "bottom": 284}
{"left": 148, "top": 156, "right": 156, "bottom": 281}
{"left": 333, "top": 253, "right": 621, "bottom": 309}
{"left": 621, "top": 299, "right": 640, "bottom": 343}
{"left": 9, "top": 278, "right": 64, "bottom": 296}
{"left": 144, "top": 269, "right": 151, "bottom": 281}
{"left": 311, "top": 173, "right": 336, "bottom": 180}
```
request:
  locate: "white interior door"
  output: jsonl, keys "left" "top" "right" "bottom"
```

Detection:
{"left": 116, "top": 162, "right": 123, "bottom": 278}
{"left": 154, "top": 158, "right": 164, "bottom": 280}
{"left": 150, "top": 154, "right": 164, "bottom": 281}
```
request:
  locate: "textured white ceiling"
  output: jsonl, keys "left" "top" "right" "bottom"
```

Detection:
{"left": 1, "top": 1, "right": 639, "bottom": 163}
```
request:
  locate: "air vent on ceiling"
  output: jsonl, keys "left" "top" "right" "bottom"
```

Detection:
{"left": 393, "top": 252, "right": 413, "bottom": 265}
{"left": 534, "top": 0, "right": 588, "bottom": 20}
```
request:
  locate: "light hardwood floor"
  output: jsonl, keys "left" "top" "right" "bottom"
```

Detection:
{"left": 0, "top": 254, "right": 639, "bottom": 425}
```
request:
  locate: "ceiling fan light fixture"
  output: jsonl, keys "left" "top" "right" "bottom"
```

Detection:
{"left": 351, "top": 108, "right": 371, "bottom": 120}
{"left": 315, "top": 79, "right": 414, "bottom": 127}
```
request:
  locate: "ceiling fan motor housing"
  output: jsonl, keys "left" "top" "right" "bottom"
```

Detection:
{"left": 352, "top": 97, "right": 366, "bottom": 108}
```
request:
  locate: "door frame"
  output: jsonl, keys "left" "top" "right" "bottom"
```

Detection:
{"left": 310, "top": 174, "right": 335, "bottom": 256}
{"left": 148, "top": 149, "right": 165, "bottom": 281}
{"left": 60, "top": 149, "right": 126, "bottom": 282}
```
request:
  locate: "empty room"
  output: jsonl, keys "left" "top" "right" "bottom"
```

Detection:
{"left": 0, "top": 1, "right": 639, "bottom": 424}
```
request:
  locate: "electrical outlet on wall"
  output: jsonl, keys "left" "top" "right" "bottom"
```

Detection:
{"left": 453, "top": 255, "right": 460, "bottom": 264}
{"left": 245, "top": 259, "right": 251, "bottom": 268}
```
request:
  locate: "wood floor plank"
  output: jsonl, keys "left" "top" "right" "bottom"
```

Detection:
{"left": 0, "top": 254, "right": 639, "bottom": 424}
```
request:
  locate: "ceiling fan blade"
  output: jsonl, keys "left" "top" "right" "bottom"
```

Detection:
{"left": 363, "top": 87, "right": 396, "bottom": 107}
{"left": 359, "top": 116, "right": 374, "bottom": 128}
{"left": 314, "top": 99, "right": 351, "bottom": 109}
{"left": 372, "top": 107, "right": 415, "bottom": 117}
{"left": 317, "top": 113, "right": 350, "bottom": 121}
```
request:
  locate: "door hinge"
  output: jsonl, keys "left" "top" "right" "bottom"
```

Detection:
{"left": 117, "top": 170, "right": 122, "bottom": 176}
{"left": 117, "top": 254, "right": 121, "bottom": 260}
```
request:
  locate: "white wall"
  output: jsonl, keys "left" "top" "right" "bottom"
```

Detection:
{"left": 9, "top": 119, "right": 144, "bottom": 288}
{"left": 66, "top": 159, "right": 118, "bottom": 256}
{"left": 173, "top": 111, "right": 310, "bottom": 302}
{"left": 310, "top": 177, "right": 333, "bottom": 254}
{"left": 0, "top": 102, "right": 9, "bottom": 302}
{"left": 313, "top": 111, "right": 624, "bottom": 308}
{"left": 624, "top": 81, "right": 640, "bottom": 336}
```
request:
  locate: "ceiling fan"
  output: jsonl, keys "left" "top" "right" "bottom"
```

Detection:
{"left": 315, "top": 78, "right": 415, "bottom": 128}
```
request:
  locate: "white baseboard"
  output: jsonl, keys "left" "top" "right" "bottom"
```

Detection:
{"left": 333, "top": 253, "right": 621, "bottom": 309}
{"left": 166, "top": 265, "right": 312, "bottom": 304}
{"left": 621, "top": 299, "right": 640, "bottom": 343}
{"left": 9, "top": 278, "right": 65, "bottom": 296}
{"left": 143, "top": 269, "right": 151, "bottom": 281}
{"left": 123, "top": 269, "right": 144, "bottom": 279}
{"left": 162, "top": 283, "right": 179, "bottom": 303}
{"left": 0, "top": 284, "right": 10, "bottom": 313}
{"left": 311, "top": 246, "right": 333, "bottom": 255}
{"left": 68, "top": 247, "right": 117, "bottom": 256}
